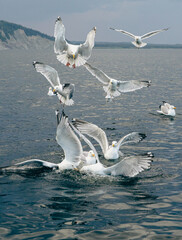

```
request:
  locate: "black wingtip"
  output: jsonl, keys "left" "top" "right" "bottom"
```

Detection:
{"left": 32, "top": 61, "right": 43, "bottom": 67}
{"left": 139, "top": 133, "right": 147, "bottom": 140}
{"left": 56, "top": 16, "right": 62, "bottom": 22}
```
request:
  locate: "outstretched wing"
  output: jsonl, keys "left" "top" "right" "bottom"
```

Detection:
{"left": 72, "top": 119, "right": 109, "bottom": 155}
{"left": 141, "top": 28, "right": 169, "bottom": 40}
{"left": 110, "top": 27, "right": 135, "bottom": 39}
{"left": 84, "top": 62, "right": 110, "bottom": 85}
{"left": 54, "top": 16, "right": 68, "bottom": 54}
{"left": 117, "top": 132, "right": 146, "bottom": 149}
{"left": 33, "top": 61, "right": 61, "bottom": 88}
{"left": 56, "top": 112, "right": 83, "bottom": 164}
{"left": 117, "top": 80, "right": 150, "bottom": 93}
{"left": 78, "top": 27, "right": 96, "bottom": 60}
{"left": 104, "top": 154, "right": 153, "bottom": 177}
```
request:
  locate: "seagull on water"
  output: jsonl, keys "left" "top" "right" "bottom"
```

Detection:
{"left": 84, "top": 62, "right": 150, "bottom": 100}
{"left": 54, "top": 16, "right": 96, "bottom": 68}
{"left": 33, "top": 61, "right": 75, "bottom": 106}
{"left": 110, "top": 27, "right": 169, "bottom": 48}
{"left": 1, "top": 113, "right": 153, "bottom": 177}
{"left": 72, "top": 118, "right": 146, "bottom": 160}
{"left": 157, "top": 101, "right": 176, "bottom": 117}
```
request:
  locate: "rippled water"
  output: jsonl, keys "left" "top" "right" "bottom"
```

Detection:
{"left": 0, "top": 48, "right": 182, "bottom": 239}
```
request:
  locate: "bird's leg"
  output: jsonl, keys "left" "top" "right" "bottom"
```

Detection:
{"left": 72, "top": 63, "right": 76, "bottom": 69}
{"left": 66, "top": 62, "right": 70, "bottom": 67}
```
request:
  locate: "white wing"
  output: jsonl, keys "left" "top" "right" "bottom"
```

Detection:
{"left": 110, "top": 27, "right": 136, "bottom": 39}
{"left": 141, "top": 28, "right": 169, "bottom": 40}
{"left": 78, "top": 27, "right": 96, "bottom": 60}
{"left": 72, "top": 119, "right": 109, "bottom": 155}
{"left": 70, "top": 122, "right": 100, "bottom": 164}
{"left": 160, "top": 105, "right": 169, "bottom": 115}
{"left": 104, "top": 154, "right": 153, "bottom": 177}
{"left": 33, "top": 61, "right": 61, "bottom": 88}
{"left": 56, "top": 112, "right": 83, "bottom": 164}
{"left": 117, "top": 132, "right": 146, "bottom": 149}
{"left": 54, "top": 16, "right": 68, "bottom": 54}
{"left": 84, "top": 62, "right": 110, "bottom": 85}
{"left": 117, "top": 80, "right": 150, "bottom": 93}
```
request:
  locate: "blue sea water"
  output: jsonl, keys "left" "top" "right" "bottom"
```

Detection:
{"left": 0, "top": 48, "right": 182, "bottom": 239}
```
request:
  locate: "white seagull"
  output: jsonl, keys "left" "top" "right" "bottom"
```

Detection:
{"left": 157, "top": 101, "right": 176, "bottom": 117}
{"left": 72, "top": 118, "right": 146, "bottom": 160}
{"left": 54, "top": 16, "right": 96, "bottom": 68}
{"left": 84, "top": 62, "right": 150, "bottom": 100}
{"left": 110, "top": 27, "right": 169, "bottom": 48}
{"left": 33, "top": 61, "right": 75, "bottom": 106}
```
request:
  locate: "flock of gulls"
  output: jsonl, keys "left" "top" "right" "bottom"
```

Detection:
{"left": 1, "top": 17, "right": 176, "bottom": 177}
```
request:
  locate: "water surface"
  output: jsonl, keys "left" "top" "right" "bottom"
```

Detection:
{"left": 0, "top": 48, "right": 182, "bottom": 239}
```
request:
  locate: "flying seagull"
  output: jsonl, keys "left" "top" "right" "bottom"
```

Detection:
{"left": 157, "top": 101, "right": 176, "bottom": 117}
{"left": 72, "top": 118, "right": 146, "bottom": 160}
{"left": 33, "top": 61, "right": 75, "bottom": 106}
{"left": 110, "top": 27, "right": 169, "bottom": 48}
{"left": 84, "top": 62, "right": 150, "bottom": 100}
{"left": 54, "top": 16, "right": 96, "bottom": 68}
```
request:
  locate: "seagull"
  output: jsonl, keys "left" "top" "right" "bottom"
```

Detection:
{"left": 81, "top": 153, "right": 153, "bottom": 177}
{"left": 72, "top": 118, "right": 146, "bottom": 160}
{"left": 109, "top": 27, "right": 169, "bottom": 48}
{"left": 84, "top": 62, "right": 150, "bottom": 100}
{"left": 33, "top": 61, "right": 75, "bottom": 106}
{"left": 54, "top": 16, "right": 96, "bottom": 68}
{"left": 157, "top": 101, "right": 176, "bottom": 117}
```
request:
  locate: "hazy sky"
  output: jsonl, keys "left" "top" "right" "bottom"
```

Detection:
{"left": 1, "top": 0, "right": 182, "bottom": 44}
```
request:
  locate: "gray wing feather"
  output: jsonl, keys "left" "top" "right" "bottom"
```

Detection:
{"left": 78, "top": 27, "right": 96, "bottom": 59}
{"left": 104, "top": 155, "right": 153, "bottom": 177}
{"left": 33, "top": 61, "right": 61, "bottom": 88}
{"left": 72, "top": 119, "right": 109, "bottom": 155}
{"left": 56, "top": 113, "right": 82, "bottom": 164}
{"left": 161, "top": 105, "right": 169, "bottom": 115}
{"left": 84, "top": 62, "right": 110, "bottom": 84}
{"left": 117, "top": 80, "right": 150, "bottom": 93}
{"left": 110, "top": 27, "right": 135, "bottom": 39}
{"left": 141, "top": 28, "right": 169, "bottom": 40}
{"left": 54, "top": 17, "right": 68, "bottom": 54}
{"left": 117, "top": 132, "right": 146, "bottom": 149}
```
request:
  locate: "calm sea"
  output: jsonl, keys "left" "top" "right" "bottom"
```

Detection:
{"left": 0, "top": 48, "right": 182, "bottom": 239}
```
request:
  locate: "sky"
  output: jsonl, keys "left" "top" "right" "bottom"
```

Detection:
{"left": 0, "top": 0, "right": 182, "bottom": 44}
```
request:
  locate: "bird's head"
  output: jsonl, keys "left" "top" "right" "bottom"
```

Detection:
{"left": 88, "top": 150, "right": 95, "bottom": 158}
{"left": 112, "top": 141, "right": 117, "bottom": 147}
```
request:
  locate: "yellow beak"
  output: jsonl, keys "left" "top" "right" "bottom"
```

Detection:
{"left": 174, "top": 107, "right": 176, "bottom": 109}
{"left": 53, "top": 89, "right": 56, "bottom": 93}
{"left": 73, "top": 54, "right": 75, "bottom": 59}
{"left": 112, "top": 144, "right": 115, "bottom": 147}
{"left": 92, "top": 153, "right": 95, "bottom": 157}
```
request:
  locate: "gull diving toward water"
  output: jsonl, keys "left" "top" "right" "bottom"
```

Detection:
{"left": 157, "top": 101, "right": 176, "bottom": 117}
{"left": 0, "top": 112, "right": 153, "bottom": 177}
{"left": 33, "top": 61, "right": 74, "bottom": 106}
{"left": 72, "top": 118, "right": 146, "bottom": 160}
{"left": 110, "top": 27, "right": 169, "bottom": 48}
{"left": 84, "top": 62, "right": 150, "bottom": 100}
{"left": 54, "top": 16, "right": 96, "bottom": 68}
